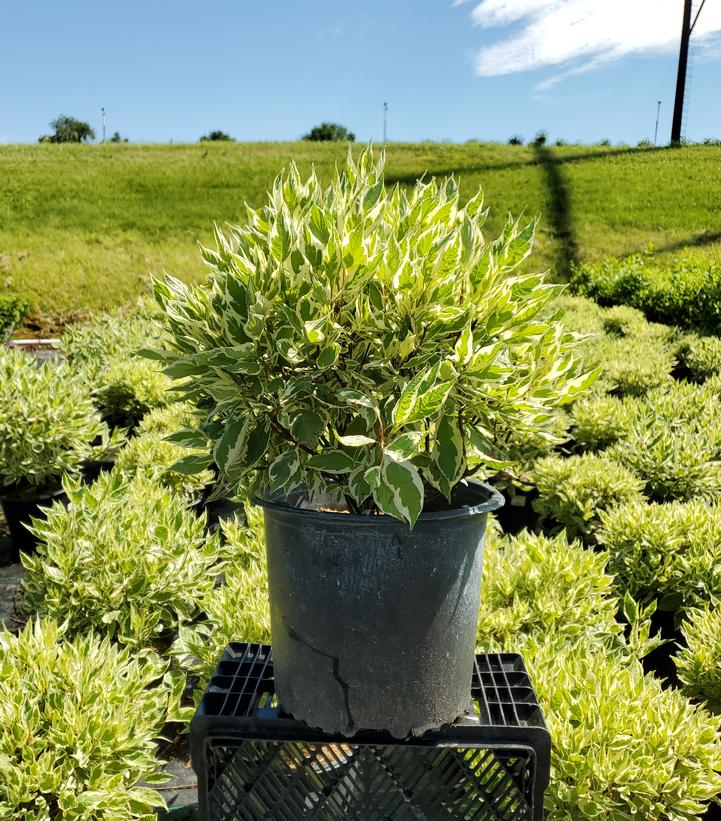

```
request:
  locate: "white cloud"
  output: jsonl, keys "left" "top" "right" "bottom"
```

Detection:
{"left": 466, "top": 0, "right": 721, "bottom": 86}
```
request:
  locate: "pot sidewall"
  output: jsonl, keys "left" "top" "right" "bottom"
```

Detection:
{"left": 260, "top": 482, "right": 501, "bottom": 738}
{"left": 0, "top": 484, "right": 65, "bottom": 557}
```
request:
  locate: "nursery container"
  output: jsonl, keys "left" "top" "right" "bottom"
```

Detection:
{"left": 0, "top": 484, "right": 66, "bottom": 558}
{"left": 81, "top": 458, "right": 115, "bottom": 485}
{"left": 255, "top": 480, "right": 504, "bottom": 738}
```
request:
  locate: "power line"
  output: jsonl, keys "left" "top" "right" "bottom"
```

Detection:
{"left": 691, "top": 0, "right": 707, "bottom": 32}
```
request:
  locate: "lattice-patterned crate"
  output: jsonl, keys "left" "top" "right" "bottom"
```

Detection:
{"left": 191, "top": 643, "right": 550, "bottom": 820}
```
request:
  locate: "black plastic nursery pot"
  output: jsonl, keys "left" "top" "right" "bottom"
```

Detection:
{"left": 0, "top": 484, "right": 66, "bottom": 559}
{"left": 255, "top": 480, "right": 504, "bottom": 739}
{"left": 80, "top": 458, "right": 115, "bottom": 485}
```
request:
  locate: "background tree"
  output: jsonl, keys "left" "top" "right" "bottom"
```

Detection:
{"left": 199, "top": 130, "right": 233, "bottom": 142}
{"left": 39, "top": 115, "right": 95, "bottom": 144}
{"left": 508, "top": 135, "right": 523, "bottom": 146}
{"left": 109, "top": 131, "right": 128, "bottom": 143}
{"left": 302, "top": 122, "right": 355, "bottom": 142}
{"left": 532, "top": 130, "right": 548, "bottom": 147}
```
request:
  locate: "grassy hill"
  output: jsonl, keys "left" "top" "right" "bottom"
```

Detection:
{"left": 1, "top": 141, "right": 720, "bottom": 330}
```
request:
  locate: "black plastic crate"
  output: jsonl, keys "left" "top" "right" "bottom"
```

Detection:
{"left": 191, "top": 643, "right": 550, "bottom": 820}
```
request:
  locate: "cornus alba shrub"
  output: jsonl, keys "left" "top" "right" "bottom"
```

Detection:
{"left": 22, "top": 471, "right": 223, "bottom": 652}
{"left": 0, "top": 619, "right": 169, "bottom": 820}
{"left": 677, "top": 604, "right": 721, "bottom": 713}
{"left": 152, "top": 149, "right": 591, "bottom": 525}
{"left": 530, "top": 640, "right": 721, "bottom": 820}
{"left": 475, "top": 530, "right": 623, "bottom": 650}
{"left": 174, "top": 506, "right": 272, "bottom": 695}
{"left": 0, "top": 348, "right": 108, "bottom": 489}
{"left": 532, "top": 452, "right": 645, "bottom": 539}
{"left": 599, "top": 500, "right": 721, "bottom": 614}
{"left": 93, "top": 358, "right": 171, "bottom": 430}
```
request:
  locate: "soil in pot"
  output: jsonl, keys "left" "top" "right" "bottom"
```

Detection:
{"left": 0, "top": 483, "right": 67, "bottom": 560}
{"left": 255, "top": 480, "right": 504, "bottom": 739}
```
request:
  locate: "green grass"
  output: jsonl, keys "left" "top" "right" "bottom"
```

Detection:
{"left": 2, "top": 141, "right": 720, "bottom": 330}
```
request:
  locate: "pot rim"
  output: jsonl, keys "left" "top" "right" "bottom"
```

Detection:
{"left": 253, "top": 478, "right": 504, "bottom": 524}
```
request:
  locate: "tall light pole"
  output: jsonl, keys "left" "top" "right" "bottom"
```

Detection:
{"left": 654, "top": 100, "right": 662, "bottom": 145}
{"left": 101, "top": 106, "right": 106, "bottom": 143}
{"left": 383, "top": 101, "right": 388, "bottom": 144}
{"left": 671, "top": 0, "right": 706, "bottom": 144}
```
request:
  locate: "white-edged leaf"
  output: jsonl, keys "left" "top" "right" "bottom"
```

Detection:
{"left": 386, "top": 431, "right": 423, "bottom": 462}
{"left": 433, "top": 414, "right": 465, "bottom": 487}
{"left": 169, "top": 453, "right": 213, "bottom": 475}
{"left": 393, "top": 364, "right": 439, "bottom": 426}
{"left": 307, "top": 450, "right": 357, "bottom": 474}
{"left": 213, "top": 419, "right": 249, "bottom": 475}
{"left": 373, "top": 457, "right": 424, "bottom": 527}
{"left": 337, "top": 434, "right": 376, "bottom": 447}
{"left": 268, "top": 450, "right": 301, "bottom": 491}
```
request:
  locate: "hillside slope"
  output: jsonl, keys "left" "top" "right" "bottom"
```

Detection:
{"left": 1, "top": 141, "right": 719, "bottom": 325}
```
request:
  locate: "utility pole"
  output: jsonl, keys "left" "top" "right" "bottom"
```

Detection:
{"left": 383, "top": 101, "right": 388, "bottom": 144}
{"left": 654, "top": 100, "right": 662, "bottom": 145}
{"left": 671, "top": 0, "right": 706, "bottom": 143}
{"left": 101, "top": 107, "right": 106, "bottom": 143}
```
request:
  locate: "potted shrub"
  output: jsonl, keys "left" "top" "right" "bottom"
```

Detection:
{"left": 0, "top": 348, "right": 114, "bottom": 556}
{"left": 152, "top": 149, "right": 591, "bottom": 737}
{"left": 92, "top": 357, "right": 172, "bottom": 431}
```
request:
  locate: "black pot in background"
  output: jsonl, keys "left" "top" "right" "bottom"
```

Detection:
{"left": 255, "top": 480, "right": 504, "bottom": 738}
{"left": 0, "top": 484, "right": 67, "bottom": 560}
{"left": 80, "top": 458, "right": 116, "bottom": 485}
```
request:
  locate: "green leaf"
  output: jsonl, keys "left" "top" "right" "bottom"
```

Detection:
{"left": 164, "top": 429, "right": 207, "bottom": 448}
{"left": 337, "top": 434, "right": 376, "bottom": 447}
{"left": 309, "top": 205, "right": 330, "bottom": 243}
{"left": 169, "top": 453, "right": 213, "bottom": 475}
{"left": 268, "top": 450, "right": 301, "bottom": 491}
{"left": 213, "top": 419, "right": 248, "bottom": 476}
{"left": 453, "top": 326, "right": 473, "bottom": 365}
{"left": 347, "top": 466, "right": 372, "bottom": 505}
{"left": 290, "top": 410, "right": 325, "bottom": 446}
{"left": 363, "top": 180, "right": 384, "bottom": 209}
{"left": 386, "top": 431, "right": 423, "bottom": 462}
{"left": 316, "top": 343, "right": 340, "bottom": 369}
{"left": 307, "top": 450, "right": 357, "bottom": 474}
{"left": 373, "top": 457, "right": 424, "bottom": 527}
{"left": 368, "top": 281, "right": 384, "bottom": 311}
{"left": 433, "top": 414, "right": 465, "bottom": 487}
{"left": 244, "top": 421, "right": 270, "bottom": 467}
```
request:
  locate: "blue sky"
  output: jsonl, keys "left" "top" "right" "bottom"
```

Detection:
{"left": 1, "top": 0, "right": 719, "bottom": 145}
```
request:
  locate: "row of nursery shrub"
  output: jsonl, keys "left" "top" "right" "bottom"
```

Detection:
{"left": 0, "top": 305, "right": 175, "bottom": 511}
{"left": 571, "top": 252, "right": 721, "bottom": 332}
{"left": 10, "top": 508, "right": 721, "bottom": 819}
{"left": 524, "top": 293, "right": 721, "bottom": 766}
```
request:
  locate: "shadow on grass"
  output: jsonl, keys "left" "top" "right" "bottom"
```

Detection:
{"left": 533, "top": 144, "right": 579, "bottom": 276}
{"left": 650, "top": 229, "right": 721, "bottom": 256}
{"left": 384, "top": 145, "right": 668, "bottom": 188}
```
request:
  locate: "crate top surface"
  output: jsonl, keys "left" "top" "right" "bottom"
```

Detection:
{"left": 194, "top": 642, "right": 548, "bottom": 743}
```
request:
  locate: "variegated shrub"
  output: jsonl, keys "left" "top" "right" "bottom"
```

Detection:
{"left": 152, "top": 148, "right": 591, "bottom": 525}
